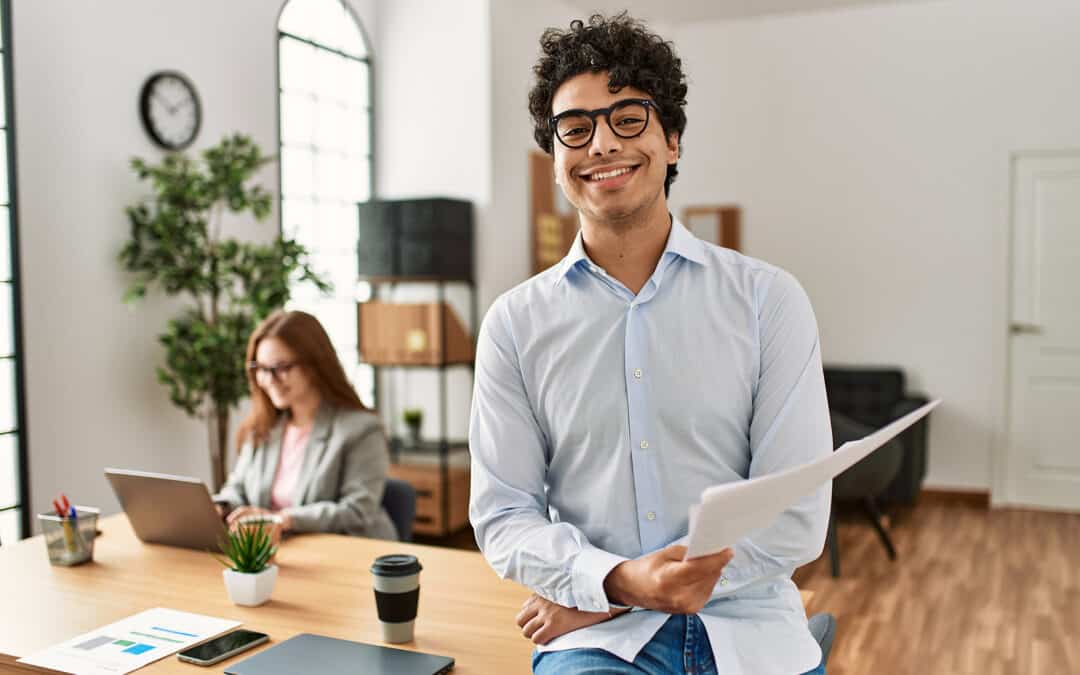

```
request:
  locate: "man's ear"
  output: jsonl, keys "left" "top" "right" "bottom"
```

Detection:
{"left": 667, "top": 132, "right": 680, "bottom": 164}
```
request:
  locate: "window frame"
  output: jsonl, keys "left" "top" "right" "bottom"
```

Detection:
{"left": 0, "top": 0, "right": 30, "bottom": 540}
{"left": 275, "top": 0, "right": 376, "bottom": 404}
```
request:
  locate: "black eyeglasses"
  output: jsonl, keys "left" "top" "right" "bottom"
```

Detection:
{"left": 550, "top": 98, "right": 656, "bottom": 149}
{"left": 247, "top": 361, "right": 298, "bottom": 382}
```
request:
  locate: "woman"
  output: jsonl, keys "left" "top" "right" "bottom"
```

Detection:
{"left": 214, "top": 310, "right": 398, "bottom": 540}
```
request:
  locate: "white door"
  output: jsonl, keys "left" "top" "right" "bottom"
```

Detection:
{"left": 1005, "top": 152, "right": 1080, "bottom": 510}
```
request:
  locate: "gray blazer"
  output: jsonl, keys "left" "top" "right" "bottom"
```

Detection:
{"left": 214, "top": 402, "right": 398, "bottom": 540}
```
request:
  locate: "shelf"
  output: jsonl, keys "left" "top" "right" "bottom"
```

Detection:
{"left": 390, "top": 438, "right": 469, "bottom": 452}
{"left": 388, "top": 462, "right": 470, "bottom": 536}
{"left": 360, "top": 275, "right": 473, "bottom": 285}
{"left": 362, "top": 360, "right": 474, "bottom": 369}
{"left": 357, "top": 265, "right": 478, "bottom": 540}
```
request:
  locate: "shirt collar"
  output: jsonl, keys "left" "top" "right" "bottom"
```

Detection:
{"left": 554, "top": 215, "right": 708, "bottom": 286}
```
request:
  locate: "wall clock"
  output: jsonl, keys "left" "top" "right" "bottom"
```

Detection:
{"left": 139, "top": 71, "right": 202, "bottom": 151}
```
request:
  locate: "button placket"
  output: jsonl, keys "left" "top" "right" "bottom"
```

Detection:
{"left": 624, "top": 301, "right": 665, "bottom": 550}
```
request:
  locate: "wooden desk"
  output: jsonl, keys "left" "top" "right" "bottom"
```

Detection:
{"left": 1, "top": 515, "right": 814, "bottom": 674}
{"left": 0, "top": 515, "right": 534, "bottom": 674}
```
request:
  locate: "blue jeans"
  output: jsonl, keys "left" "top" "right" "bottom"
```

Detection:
{"left": 532, "top": 614, "right": 826, "bottom": 675}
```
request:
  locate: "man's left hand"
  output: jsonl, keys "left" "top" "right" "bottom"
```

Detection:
{"left": 515, "top": 594, "right": 629, "bottom": 645}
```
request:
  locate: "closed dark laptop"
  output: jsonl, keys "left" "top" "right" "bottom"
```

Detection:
{"left": 225, "top": 634, "right": 454, "bottom": 675}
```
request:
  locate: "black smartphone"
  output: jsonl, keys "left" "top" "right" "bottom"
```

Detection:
{"left": 177, "top": 629, "right": 269, "bottom": 666}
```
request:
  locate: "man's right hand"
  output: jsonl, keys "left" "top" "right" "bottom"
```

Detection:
{"left": 603, "top": 544, "right": 734, "bottom": 614}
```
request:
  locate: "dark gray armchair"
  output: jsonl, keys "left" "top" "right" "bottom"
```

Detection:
{"left": 824, "top": 367, "right": 932, "bottom": 577}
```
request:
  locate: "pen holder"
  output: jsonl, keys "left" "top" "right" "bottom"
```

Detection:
{"left": 38, "top": 506, "right": 99, "bottom": 566}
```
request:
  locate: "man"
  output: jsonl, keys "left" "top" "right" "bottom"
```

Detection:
{"left": 469, "top": 13, "right": 831, "bottom": 675}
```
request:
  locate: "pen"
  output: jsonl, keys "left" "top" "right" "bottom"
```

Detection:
{"left": 54, "top": 493, "right": 77, "bottom": 553}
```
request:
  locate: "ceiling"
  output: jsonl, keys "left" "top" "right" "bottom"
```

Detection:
{"left": 561, "top": 0, "right": 926, "bottom": 23}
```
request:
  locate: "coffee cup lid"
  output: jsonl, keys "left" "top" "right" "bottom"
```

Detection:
{"left": 371, "top": 554, "right": 422, "bottom": 577}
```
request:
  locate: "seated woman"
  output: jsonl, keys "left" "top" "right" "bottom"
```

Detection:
{"left": 214, "top": 310, "right": 398, "bottom": 540}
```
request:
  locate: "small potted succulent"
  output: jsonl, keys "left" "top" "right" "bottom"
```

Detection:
{"left": 402, "top": 408, "right": 423, "bottom": 447}
{"left": 217, "top": 522, "right": 278, "bottom": 606}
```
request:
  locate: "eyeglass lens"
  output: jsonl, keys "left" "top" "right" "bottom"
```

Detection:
{"left": 556, "top": 101, "right": 650, "bottom": 148}
{"left": 249, "top": 362, "right": 294, "bottom": 381}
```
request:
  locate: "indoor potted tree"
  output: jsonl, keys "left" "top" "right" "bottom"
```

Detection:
{"left": 217, "top": 521, "right": 278, "bottom": 606}
{"left": 119, "top": 134, "right": 329, "bottom": 491}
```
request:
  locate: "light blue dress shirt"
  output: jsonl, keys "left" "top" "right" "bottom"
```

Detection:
{"left": 469, "top": 218, "right": 832, "bottom": 675}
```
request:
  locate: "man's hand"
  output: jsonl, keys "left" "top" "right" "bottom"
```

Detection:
{"left": 515, "top": 594, "right": 629, "bottom": 645}
{"left": 603, "top": 544, "right": 734, "bottom": 614}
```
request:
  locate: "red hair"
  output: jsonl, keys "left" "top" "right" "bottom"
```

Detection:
{"left": 235, "top": 310, "right": 367, "bottom": 450}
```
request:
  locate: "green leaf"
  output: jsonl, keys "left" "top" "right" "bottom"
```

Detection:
{"left": 217, "top": 521, "right": 277, "bottom": 573}
{"left": 119, "top": 133, "right": 330, "bottom": 450}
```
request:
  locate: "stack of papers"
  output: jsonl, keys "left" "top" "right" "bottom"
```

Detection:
{"left": 685, "top": 400, "right": 940, "bottom": 559}
{"left": 18, "top": 608, "right": 240, "bottom": 675}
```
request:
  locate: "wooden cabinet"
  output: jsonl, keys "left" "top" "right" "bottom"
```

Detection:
{"left": 387, "top": 462, "right": 470, "bottom": 537}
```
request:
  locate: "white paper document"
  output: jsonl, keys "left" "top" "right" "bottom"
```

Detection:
{"left": 17, "top": 608, "right": 241, "bottom": 675}
{"left": 685, "top": 399, "right": 941, "bottom": 559}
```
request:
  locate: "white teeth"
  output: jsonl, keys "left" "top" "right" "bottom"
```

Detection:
{"left": 590, "top": 166, "right": 633, "bottom": 181}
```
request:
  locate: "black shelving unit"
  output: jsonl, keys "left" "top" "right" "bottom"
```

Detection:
{"left": 359, "top": 276, "right": 477, "bottom": 537}
{"left": 357, "top": 197, "right": 475, "bottom": 537}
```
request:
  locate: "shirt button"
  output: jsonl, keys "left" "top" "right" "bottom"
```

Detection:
{"left": 639, "top": 440, "right": 649, "bottom": 449}
{"left": 646, "top": 511, "right": 656, "bottom": 521}
{"left": 633, "top": 368, "right": 643, "bottom": 379}
{"left": 720, "top": 576, "right": 729, "bottom": 585}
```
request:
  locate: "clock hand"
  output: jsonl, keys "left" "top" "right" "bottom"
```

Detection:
{"left": 152, "top": 91, "right": 178, "bottom": 115}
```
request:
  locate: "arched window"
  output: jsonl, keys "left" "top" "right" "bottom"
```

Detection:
{"left": 277, "top": 0, "right": 374, "bottom": 404}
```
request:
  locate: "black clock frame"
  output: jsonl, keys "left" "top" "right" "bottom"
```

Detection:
{"left": 139, "top": 70, "right": 202, "bottom": 151}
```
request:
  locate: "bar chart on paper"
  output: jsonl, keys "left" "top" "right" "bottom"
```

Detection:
{"left": 17, "top": 608, "right": 240, "bottom": 675}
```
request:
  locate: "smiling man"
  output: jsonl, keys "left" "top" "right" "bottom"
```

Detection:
{"left": 469, "top": 13, "right": 832, "bottom": 675}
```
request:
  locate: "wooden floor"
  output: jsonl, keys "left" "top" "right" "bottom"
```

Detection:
{"left": 794, "top": 495, "right": 1080, "bottom": 675}
{"left": 427, "top": 497, "right": 1080, "bottom": 674}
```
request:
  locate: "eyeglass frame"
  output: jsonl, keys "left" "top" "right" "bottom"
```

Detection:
{"left": 247, "top": 361, "right": 299, "bottom": 383}
{"left": 549, "top": 98, "right": 658, "bottom": 149}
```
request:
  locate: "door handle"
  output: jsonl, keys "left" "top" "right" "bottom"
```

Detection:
{"left": 1010, "top": 322, "right": 1043, "bottom": 335}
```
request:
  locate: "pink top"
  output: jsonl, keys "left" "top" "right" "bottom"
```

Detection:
{"left": 270, "top": 423, "right": 312, "bottom": 511}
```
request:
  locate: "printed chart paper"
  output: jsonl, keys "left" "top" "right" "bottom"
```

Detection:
{"left": 17, "top": 607, "right": 240, "bottom": 674}
{"left": 685, "top": 399, "right": 941, "bottom": 559}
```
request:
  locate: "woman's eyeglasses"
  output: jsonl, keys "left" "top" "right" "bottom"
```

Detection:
{"left": 550, "top": 98, "right": 656, "bottom": 149}
{"left": 247, "top": 361, "right": 297, "bottom": 382}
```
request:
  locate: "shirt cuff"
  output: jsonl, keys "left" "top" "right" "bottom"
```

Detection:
{"left": 571, "top": 546, "right": 629, "bottom": 613}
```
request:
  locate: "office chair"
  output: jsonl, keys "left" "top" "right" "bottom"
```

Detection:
{"left": 823, "top": 367, "right": 931, "bottom": 505}
{"left": 808, "top": 613, "right": 837, "bottom": 665}
{"left": 381, "top": 478, "right": 417, "bottom": 542}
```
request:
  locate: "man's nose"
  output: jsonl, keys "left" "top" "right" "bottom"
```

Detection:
{"left": 588, "top": 115, "right": 623, "bottom": 156}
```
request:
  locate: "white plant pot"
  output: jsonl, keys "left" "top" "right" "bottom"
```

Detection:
{"left": 223, "top": 565, "right": 278, "bottom": 607}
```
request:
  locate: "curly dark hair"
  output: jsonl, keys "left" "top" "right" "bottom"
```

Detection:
{"left": 528, "top": 12, "right": 688, "bottom": 196}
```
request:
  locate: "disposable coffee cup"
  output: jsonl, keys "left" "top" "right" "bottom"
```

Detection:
{"left": 371, "top": 554, "right": 422, "bottom": 643}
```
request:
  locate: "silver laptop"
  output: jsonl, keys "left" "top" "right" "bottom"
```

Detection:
{"left": 105, "top": 468, "right": 226, "bottom": 550}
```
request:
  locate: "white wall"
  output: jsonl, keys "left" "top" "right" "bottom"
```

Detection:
{"left": 669, "top": 0, "right": 1080, "bottom": 490}
{"left": 14, "top": 0, "right": 376, "bottom": 526}
{"left": 486, "top": 1, "right": 581, "bottom": 312}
